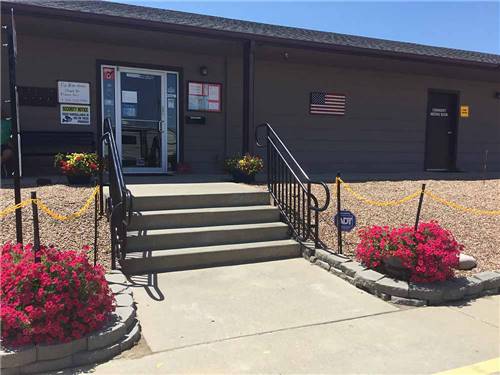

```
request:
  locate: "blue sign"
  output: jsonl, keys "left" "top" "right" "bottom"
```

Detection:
{"left": 334, "top": 210, "right": 357, "bottom": 232}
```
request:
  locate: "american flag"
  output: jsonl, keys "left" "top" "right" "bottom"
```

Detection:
{"left": 309, "top": 92, "right": 346, "bottom": 115}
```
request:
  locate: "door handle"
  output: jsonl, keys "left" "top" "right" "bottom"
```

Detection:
{"left": 158, "top": 120, "right": 164, "bottom": 133}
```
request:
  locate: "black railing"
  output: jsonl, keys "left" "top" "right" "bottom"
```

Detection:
{"left": 100, "top": 118, "right": 132, "bottom": 269}
{"left": 255, "top": 123, "right": 330, "bottom": 251}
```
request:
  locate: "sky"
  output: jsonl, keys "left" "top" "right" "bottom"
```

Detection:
{"left": 115, "top": 1, "right": 500, "bottom": 55}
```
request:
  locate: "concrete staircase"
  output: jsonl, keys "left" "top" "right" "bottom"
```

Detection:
{"left": 119, "top": 183, "right": 300, "bottom": 274}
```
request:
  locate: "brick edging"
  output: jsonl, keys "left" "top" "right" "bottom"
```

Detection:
{"left": 1, "top": 271, "right": 140, "bottom": 374}
{"left": 306, "top": 248, "right": 500, "bottom": 306}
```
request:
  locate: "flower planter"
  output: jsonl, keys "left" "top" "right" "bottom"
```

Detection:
{"left": 66, "top": 174, "right": 92, "bottom": 186}
{"left": 231, "top": 171, "right": 256, "bottom": 184}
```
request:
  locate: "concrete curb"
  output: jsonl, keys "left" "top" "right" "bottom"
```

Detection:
{"left": 310, "top": 248, "right": 500, "bottom": 306}
{"left": 0, "top": 270, "right": 140, "bottom": 374}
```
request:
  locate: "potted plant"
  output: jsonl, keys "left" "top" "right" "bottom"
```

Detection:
{"left": 224, "top": 154, "right": 264, "bottom": 183}
{"left": 54, "top": 152, "right": 99, "bottom": 185}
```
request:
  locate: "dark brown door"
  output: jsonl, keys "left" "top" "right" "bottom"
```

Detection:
{"left": 424, "top": 91, "right": 458, "bottom": 171}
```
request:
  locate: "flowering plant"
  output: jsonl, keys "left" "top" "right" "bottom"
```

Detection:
{"left": 54, "top": 152, "right": 99, "bottom": 176}
{"left": 224, "top": 154, "right": 264, "bottom": 176}
{"left": 1, "top": 243, "right": 115, "bottom": 347}
{"left": 355, "top": 221, "right": 462, "bottom": 283}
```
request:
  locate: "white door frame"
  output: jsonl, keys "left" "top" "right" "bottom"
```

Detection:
{"left": 100, "top": 65, "right": 179, "bottom": 174}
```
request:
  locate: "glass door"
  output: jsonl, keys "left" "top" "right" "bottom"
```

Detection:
{"left": 117, "top": 68, "right": 166, "bottom": 173}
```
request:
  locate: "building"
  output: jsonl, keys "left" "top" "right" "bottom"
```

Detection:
{"left": 1, "top": 0, "right": 499, "bottom": 176}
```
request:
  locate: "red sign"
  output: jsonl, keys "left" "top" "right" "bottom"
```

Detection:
{"left": 103, "top": 67, "right": 114, "bottom": 80}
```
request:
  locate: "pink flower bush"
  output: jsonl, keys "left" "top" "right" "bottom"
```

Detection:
{"left": 356, "top": 221, "right": 462, "bottom": 283}
{"left": 1, "top": 243, "right": 115, "bottom": 347}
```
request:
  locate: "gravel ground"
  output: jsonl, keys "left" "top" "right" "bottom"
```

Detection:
{"left": 257, "top": 179, "right": 500, "bottom": 275}
{"left": 0, "top": 185, "right": 112, "bottom": 271}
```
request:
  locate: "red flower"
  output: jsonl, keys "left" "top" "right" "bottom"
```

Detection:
{"left": 1, "top": 243, "right": 115, "bottom": 347}
{"left": 355, "top": 221, "right": 461, "bottom": 282}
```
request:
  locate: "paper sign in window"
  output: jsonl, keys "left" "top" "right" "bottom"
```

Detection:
{"left": 122, "top": 90, "right": 138, "bottom": 104}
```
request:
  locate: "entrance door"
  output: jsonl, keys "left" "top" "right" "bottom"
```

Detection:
{"left": 101, "top": 65, "right": 179, "bottom": 174}
{"left": 118, "top": 68, "right": 166, "bottom": 173}
{"left": 424, "top": 91, "right": 459, "bottom": 171}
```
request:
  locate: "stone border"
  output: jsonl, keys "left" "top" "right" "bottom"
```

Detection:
{"left": 305, "top": 248, "right": 500, "bottom": 306}
{"left": 1, "top": 270, "right": 140, "bottom": 374}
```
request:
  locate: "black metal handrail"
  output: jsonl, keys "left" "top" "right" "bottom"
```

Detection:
{"left": 100, "top": 118, "right": 132, "bottom": 269}
{"left": 255, "top": 122, "right": 330, "bottom": 250}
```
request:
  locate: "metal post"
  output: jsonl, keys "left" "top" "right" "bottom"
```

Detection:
{"left": 94, "top": 182, "right": 98, "bottom": 266}
{"left": 4, "top": 10, "right": 23, "bottom": 243}
{"left": 336, "top": 172, "right": 342, "bottom": 254}
{"left": 30, "top": 191, "right": 40, "bottom": 262}
{"left": 414, "top": 183, "right": 426, "bottom": 231}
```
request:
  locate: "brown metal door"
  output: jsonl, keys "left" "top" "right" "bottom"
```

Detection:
{"left": 424, "top": 92, "right": 458, "bottom": 171}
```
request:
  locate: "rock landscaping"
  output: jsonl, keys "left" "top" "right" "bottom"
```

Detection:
{"left": 307, "top": 247, "right": 500, "bottom": 306}
{"left": 0, "top": 271, "right": 139, "bottom": 374}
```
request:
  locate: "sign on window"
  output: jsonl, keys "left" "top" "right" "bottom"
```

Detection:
{"left": 58, "top": 81, "right": 90, "bottom": 104}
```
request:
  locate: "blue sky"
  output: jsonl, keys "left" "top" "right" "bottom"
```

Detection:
{"left": 116, "top": 1, "right": 499, "bottom": 54}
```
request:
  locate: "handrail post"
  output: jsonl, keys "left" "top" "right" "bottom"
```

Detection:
{"left": 30, "top": 192, "right": 40, "bottom": 262}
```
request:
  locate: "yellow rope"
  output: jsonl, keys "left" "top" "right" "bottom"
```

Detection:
{"left": 423, "top": 190, "right": 500, "bottom": 216}
{"left": 0, "top": 186, "right": 99, "bottom": 220}
{"left": 337, "top": 178, "right": 422, "bottom": 207}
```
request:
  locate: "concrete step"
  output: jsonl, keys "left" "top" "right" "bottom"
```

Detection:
{"left": 132, "top": 191, "right": 270, "bottom": 211}
{"left": 128, "top": 205, "right": 280, "bottom": 230}
{"left": 126, "top": 222, "right": 290, "bottom": 252}
{"left": 120, "top": 239, "right": 300, "bottom": 274}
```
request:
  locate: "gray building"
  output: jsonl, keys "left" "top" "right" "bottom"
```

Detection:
{"left": 1, "top": 0, "right": 499, "bottom": 176}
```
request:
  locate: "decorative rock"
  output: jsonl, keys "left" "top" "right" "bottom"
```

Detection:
{"left": 315, "top": 259, "right": 331, "bottom": 272}
{"left": 391, "top": 296, "right": 426, "bottom": 307}
{"left": 1, "top": 367, "right": 20, "bottom": 375}
{"left": 120, "top": 322, "right": 141, "bottom": 352}
{"left": 315, "top": 249, "right": 351, "bottom": 270}
{"left": 37, "top": 337, "right": 86, "bottom": 361}
{"left": 309, "top": 256, "right": 317, "bottom": 264}
{"left": 472, "top": 271, "right": 500, "bottom": 291}
{"left": 464, "top": 276, "right": 484, "bottom": 297}
{"left": 354, "top": 269, "right": 385, "bottom": 292}
{"left": 375, "top": 291, "right": 391, "bottom": 301}
{"left": 87, "top": 321, "right": 126, "bottom": 351}
{"left": 375, "top": 277, "right": 409, "bottom": 298}
{"left": 339, "top": 261, "right": 365, "bottom": 278}
{"left": 21, "top": 355, "right": 72, "bottom": 374}
{"left": 330, "top": 267, "right": 354, "bottom": 283}
{"left": 408, "top": 283, "right": 444, "bottom": 304}
{"left": 115, "top": 306, "right": 136, "bottom": 330}
{"left": 72, "top": 343, "right": 121, "bottom": 367}
{"left": 0, "top": 347, "right": 36, "bottom": 369}
{"left": 110, "top": 283, "right": 133, "bottom": 296}
{"left": 115, "top": 293, "right": 134, "bottom": 307}
{"left": 456, "top": 254, "right": 477, "bottom": 270}
{"left": 105, "top": 272, "right": 128, "bottom": 285}
{"left": 440, "top": 279, "right": 468, "bottom": 301}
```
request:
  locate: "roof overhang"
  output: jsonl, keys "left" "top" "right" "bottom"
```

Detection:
{"left": 2, "top": 1, "right": 500, "bottom": 70}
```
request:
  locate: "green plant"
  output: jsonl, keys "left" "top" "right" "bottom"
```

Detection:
{"left": 224, "top": 154, "right": 263, "bottom": 176}
{"left": 54, "top": 152, "right": 99, "bottom": 176}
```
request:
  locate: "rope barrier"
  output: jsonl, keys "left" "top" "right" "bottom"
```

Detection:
{"left": 337, "top": 177, "right": 500, "bottom": 215}
{"left": 423, "top": 190, "right": 500, "bottom": 216}
{"left": 0, "top": 186, "right": 99, "bottom": 220}
{"left": 337, "top": 177, "right": 422, "bottom": 207}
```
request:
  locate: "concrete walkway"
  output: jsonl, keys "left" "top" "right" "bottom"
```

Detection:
{"left": 93, "top": 259, "right": 499, "bottom": 374}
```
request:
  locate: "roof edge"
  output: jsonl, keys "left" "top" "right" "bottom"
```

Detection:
{"left": 2, "top": 1, "right": 500, "bottom": 70}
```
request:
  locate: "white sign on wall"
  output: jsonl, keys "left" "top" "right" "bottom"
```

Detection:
{"left": 58, "top": 81, "right": 90, "bottom": 104}
{"left": 60, "top": 104, "right": 91, "bottom": 125}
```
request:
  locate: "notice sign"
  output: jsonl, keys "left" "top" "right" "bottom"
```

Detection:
{"left": 430, "top": 108, "right": 448, "bottom": 117}
{"left": 60, "top": 104, "right": 90, "bottom": 125}
{"left": 58, "top": 81, "right": 90, "bottom": 104}
{"left": 188, "top": 81, "right": 221, "bottom": 112}
{"left": 460, "top": 105, "right": 469, "bottom": 118}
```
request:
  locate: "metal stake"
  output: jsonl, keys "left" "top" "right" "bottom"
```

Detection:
{"left": 5, "top": 10, "right": 23, "bottom": 243}
{"left": 94, "top": 182, "right": 99, "bottom": 266}
{"left": 414, "top": 183, "right": 426, "bottom": 231}
{"left": 30, "top": 191, "right": 40, "bottom": 262}
{"left": 336, "top": 172, "right": 342, "bottom": 254}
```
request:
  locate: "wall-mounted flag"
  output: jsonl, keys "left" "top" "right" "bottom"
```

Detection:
{"left": 309, "top": 92, "right": 346, "bottom": 115}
